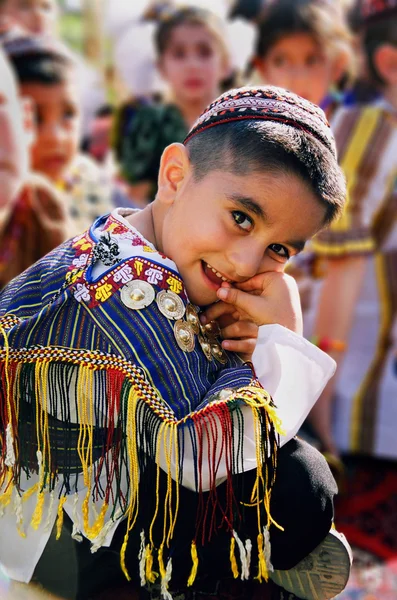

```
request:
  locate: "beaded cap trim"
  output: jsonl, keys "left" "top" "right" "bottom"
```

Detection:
{"left": 184, "top": 86, "right": 336, "bottom": 158}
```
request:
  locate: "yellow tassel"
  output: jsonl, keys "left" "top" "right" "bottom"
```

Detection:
{"left": 230, "top": 536, "right": 239, "bottom": 579}
{"left": 120, "top": 531, "right": 132, "bottom": 582}
{"left": 158, "top": 543, "right": 166, "bottom": 580}
{"left": 56, "top": 497, "right": 67, "bottom": 540}
{"left": 187, "top": 540, "right": 199, "bottom": 587}
{"left": 145, "top": 544, "right": 158, "bottom": 584}
{"left": 0, "top": 470, "right": 14, "bottom": 510}
{"left": 255, "top": 533, "right": 269, "bottom": 583}
{"left": 31, "top": 491, "right": 45, "bottom": 530}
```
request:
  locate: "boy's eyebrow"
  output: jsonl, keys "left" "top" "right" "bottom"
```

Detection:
{"left": 226, "top": 194, "right": 268, "bottom": 220}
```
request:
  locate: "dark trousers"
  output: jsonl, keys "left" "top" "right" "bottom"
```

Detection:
{"left": 32, "top": 438, "right": 337, "bottom": 599}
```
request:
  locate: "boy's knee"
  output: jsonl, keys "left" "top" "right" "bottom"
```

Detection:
{"left": 269, "top": 437, "right": 337, "bottom": 570}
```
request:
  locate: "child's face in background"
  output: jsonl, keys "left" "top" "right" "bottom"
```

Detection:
{"left": 159, "top": 24, "right": 228, "bottom": 106}
{"left": 0, "top": 49, "right": 30, "bottom": 208}
{"left": 22, "top": 76, "right": 80, "bottom": 183}
{"left": 256, "top": 33, "right": 338, "bottom": 106}
{"left": 0, "top": 0, "right": 57, "bottom": 35}
{"left": 158, "top": 161, "right": 325, "bottom": 307}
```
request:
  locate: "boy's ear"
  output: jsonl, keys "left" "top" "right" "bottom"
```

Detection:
{"left": 21, "top": 96, "right": 36, "bottom": 147}
{"left": 373, "top": 44, "right": 397, "bottom": 85}
{"left": 157, "top": 143, "right": 191, "bottom": 203}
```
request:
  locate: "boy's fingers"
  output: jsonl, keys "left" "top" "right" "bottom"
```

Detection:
{"left": 221, "top": 320, "right": 258, "bottom": 341}
{"left": 200, "top": 301, "right": 235, "bottom": 324}
{"left": 222, "top": 337, "right": 257, "bottom": 356}
{"left": 217, "top": 286, "right": 263, "bottom": 319}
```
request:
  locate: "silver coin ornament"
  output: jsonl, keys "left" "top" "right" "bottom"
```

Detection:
{"left": 185, "top": 304, "right": 200, "bottom": 334}
{"left": 157, "top": 290, "right": 186, "bottom": 320}
{"left": 202, "top": 320, "right": 221, "bottom": 339}
{"left": 198, "top": 333, "right": 212, "bottom": 361}
{"left": 211, "top": 342, "right": 228, "bottom": 364}
{"left": 174, "top": 320, "right": 195, "bottom": 352}
{"left": 120, "top": 280, "right": 155, "bottom": 310}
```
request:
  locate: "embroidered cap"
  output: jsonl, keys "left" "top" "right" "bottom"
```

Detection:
{"left": 184, "top": 85, "right": 337, "bottom": 158}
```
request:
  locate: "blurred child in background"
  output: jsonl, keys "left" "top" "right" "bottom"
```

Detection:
{"left": 252, "top": 0, "right": 354, "bottom": 114}
{"left": 3, "top": 32, "right": 113, "bottom": 236}
{"left": 0, "top": 0, "right": 57, "bottom": 35}
{"left": 113, "top": 5, "right": 231, "bottom": 205}
{"left": 0, "top": 43, "right": 68, "bottom": 289}
{"left": 306, "top": 0, "right": 397, "bottom": 564}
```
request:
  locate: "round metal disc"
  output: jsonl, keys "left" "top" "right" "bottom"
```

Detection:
{"left": 156, "top": 290, "right": 186, "bottom": 320}
{"left": 185, "top": 304, "right": 200, "bottom": 334}
{"left": 203, "top": 320, "right": 221, "bottom": 340}
{"left": 198, "top": 333, "right": 212, "bottom": 361}
{"left": 210, "top": 342, "right": 228, "bottom": 364}
{"left": 120, "top": 280, "right": 155, "bottom": 310}
{"left": 174, "top": 319, "right": 195, "bottom": 352}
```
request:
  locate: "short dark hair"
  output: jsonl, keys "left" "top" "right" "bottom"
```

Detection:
{"left": 9, "top": 50, "right": 72, "bottom": 85}
{"left": 186, "top": 119, "right": 346, "bottom": 226}
{"left": 363, "top": 16, "right": 397, "bottom": 86}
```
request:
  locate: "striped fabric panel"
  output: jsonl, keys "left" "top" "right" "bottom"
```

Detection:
{"left": 314, "top": 106, "right": 395, "bottom": 257}
{"left": 1, "top": 234, "right": 252, "bottom": 420}
{"left": 350, "top": 250, "right": 397, "bottom": 453}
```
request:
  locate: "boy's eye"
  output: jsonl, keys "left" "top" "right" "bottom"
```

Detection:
{"left": 268, "top": 243, "right": 290, "bottom": 260}
{"left": 63, "top": 105, "right": 78, "bottom": 120}
{"left": 170, "top": 47, "right": 186, "bottom": 60}
{"left": 197, "top": 43, "right": 213, "bottom": 59}
{"left": 232, "top": 210, "right": 253, "bottom": 232}
{"left": 306, "top": 54, "right": 322, "bottom": 67}
{"left": 272, "top": 55, "right": 288, "bottom": 68}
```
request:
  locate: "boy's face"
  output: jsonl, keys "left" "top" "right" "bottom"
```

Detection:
{"left": 157, "top": 152, "right": 325, "bottom": 307}
{"left": 22, "top": 77, "right": 80, "bottom": 183}
{"left": 256, "top": 33, "right": 337, "bottom": 106}
{"left": 0, "top": 49, "right": 30, "bottom": 207}
{"left": 159, "top": 24, "right": 228, "bottom": 105}
{"left": 0, "top": 0, "right": 57, "bottom": 35}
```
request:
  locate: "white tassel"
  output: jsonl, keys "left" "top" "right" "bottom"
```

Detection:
{"left": 71, "top": 493, "right": 83, "bottom": 542}
{"left": 138, "top": 530, "right": 146, "bottom": 586}
{"left": 233, "top": 530, "right": 249, "bottom": 580}
{"left": 44, "top": 491, "right": 55, "bottom": 532}
{"left": 263, "top": 527, "right": 274, "bottom": 573}
{"left": 5, "top": 423, "right": 15, "bottom": 467}
{"left": 13, "top": 489, "right": 24, "bottom": 532}
{"left": 90, "top": 508, "right": 122, "bottom": 553}
{"left": 160, "top": 557, "right": 173, "bottom": 600}
{"left": 36, "top": 450, "right": 43, "bottom": 480}
{"left": 245, "top": 538, "right": 252, "bottom": 579}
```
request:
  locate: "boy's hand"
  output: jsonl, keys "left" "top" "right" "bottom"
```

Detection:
{"left": 203, "top": 272, "right": 303, "bottom": 335}
{"left": 200, "top": 303, "right": 258, "bottom": 362}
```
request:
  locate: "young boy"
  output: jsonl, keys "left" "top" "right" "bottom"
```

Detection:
{"left": 2, "top": 31, "right": 113, "bottom": 236}
{"left": 0, "top": 39, "right": 68, "bottom": 289}
{"left": 0, "top": 86, "right": 351, "bottom": 600}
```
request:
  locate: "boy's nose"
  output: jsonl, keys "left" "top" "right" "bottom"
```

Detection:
{"left": 228, "top": 245, "right": 264, "bottom": 280}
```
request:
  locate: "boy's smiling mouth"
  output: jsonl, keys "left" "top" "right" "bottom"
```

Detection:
{"left": 202, "top": 261, "right": 233, "bottom": 288}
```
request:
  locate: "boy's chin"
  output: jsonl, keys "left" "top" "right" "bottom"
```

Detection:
{"left": 187, "top": 288, "right": 219, "bottom": 309}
